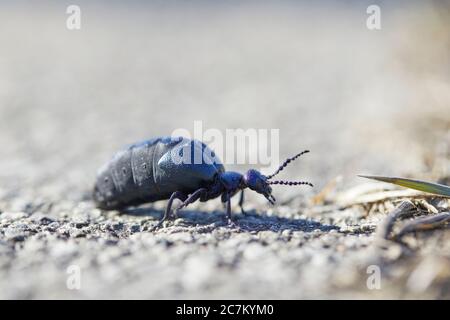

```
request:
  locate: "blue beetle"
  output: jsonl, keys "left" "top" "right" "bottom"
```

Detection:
{"left": 93, "top": 136, "right": 312, "bottom": 227}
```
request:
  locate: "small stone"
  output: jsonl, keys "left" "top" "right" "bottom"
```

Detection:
{"left": 71, "top": 219, "right": 89, "bottom": 228}
{"left": 47, "top": 222, "right": 60, "bottom": 230}
{"left": 0, "top": 211, "right": 28, "bottom": 221}
{"left": 106, "top": 221, "right": 124, "bottom": 231}
{"left": 69, "top": 228, "right": 86, "bottom": 238}
{"left": 31, "top": 214, "right": 55, "bottom": 225}
{"left": 129, "top": 224, "right": 141, "bottom": 233}
{"left": 4, "top": 229, "right": 26, "bottom": 242}
{"left": 258, "top": 230, "right": 278, "bottom": 243}
{"left": 280, "top": 229, "right": 292, "bottom": 239}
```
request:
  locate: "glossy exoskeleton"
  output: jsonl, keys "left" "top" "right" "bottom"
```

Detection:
{"left": 93, "top": 136, "right": 312, "bottom": 227}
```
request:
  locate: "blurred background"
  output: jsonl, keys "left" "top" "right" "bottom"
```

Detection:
{"left": 0, "top": 0, "right": 448, "bottom": 203}
{"left": 0, "top": 0, "right": 449, "bottom": 300}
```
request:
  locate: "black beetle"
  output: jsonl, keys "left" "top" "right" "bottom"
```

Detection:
{"left": 93, "top": 136, "right": 312, "bottom": 227}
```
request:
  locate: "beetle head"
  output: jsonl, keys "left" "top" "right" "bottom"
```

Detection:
{"left": 246, "top": 150, "right": 314, "bottom": 205}
{"left": 243, "top": 169, "right": 275, "bottom": 204}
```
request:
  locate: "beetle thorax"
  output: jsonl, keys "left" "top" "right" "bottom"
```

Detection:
{"left": 219, "top": 171, "right": 244, "bottom": 191}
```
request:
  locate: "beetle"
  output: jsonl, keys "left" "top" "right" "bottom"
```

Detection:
{"left": 93, "top": 136, "right": 313, "bottom": 227}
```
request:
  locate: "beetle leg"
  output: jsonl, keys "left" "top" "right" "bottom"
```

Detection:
{"left": 226, "top": 193, "right": 232, "bottom": 223}
{"left": 155, "top": 191, "right": 187, "bottom": 228}
{"left": 176, "top": 188, "right": 207, "bottom": 211}
{"left": 226, "top": 193, "right": 240, "bottom": 229}
{"left": 238, "top": 190, "right": 247, "bottom": 215}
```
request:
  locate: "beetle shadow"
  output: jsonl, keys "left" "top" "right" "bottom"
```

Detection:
{"left": 121, "top": 206, "right": 164, "bottom": 220}
{"left": 122, "top": 206, "right": 337, "bottom": 233}
{"left": 179, "top": 210, "right": 337, "bottom": 232}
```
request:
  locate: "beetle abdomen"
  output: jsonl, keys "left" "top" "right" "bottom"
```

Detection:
{"left": 94, "top": 137, "right": 175, "bottom": 209}
{"left": 93, "top": 136, "right": 224, "bottom": 210}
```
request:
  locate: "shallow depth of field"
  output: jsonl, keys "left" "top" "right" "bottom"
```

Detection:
{"left": 0, "top": 1, "right": 449, "bottom": 299}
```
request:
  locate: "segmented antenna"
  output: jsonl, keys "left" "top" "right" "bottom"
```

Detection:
{"left": 266, "top": 150, "right": 310, "bottom": 179}
{"left": 268, "top": 180, "right": 313, "bottom": 187}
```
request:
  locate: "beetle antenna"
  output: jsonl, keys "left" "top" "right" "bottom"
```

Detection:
{"left": 268, "top": 180, "right": 313, "bottom": 187}
{"left": 266, "top": 150, "right": 310, "bottom": 179}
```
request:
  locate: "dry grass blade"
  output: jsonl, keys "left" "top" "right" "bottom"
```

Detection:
{"left": 337, "top": 189, "right": 433, "bottom": 208}
{"left": 376, "top": 200, "right": 416, "bottom": 241}
{"left": 395, "top": 212, "right": 450, "bottom": 239}
{"left": 358, "top": 175, "right": 450, "bottom": 197}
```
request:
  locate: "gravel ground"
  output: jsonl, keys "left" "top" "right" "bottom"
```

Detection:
{"left": 1, "top": 191, "right": 449, "bottom": 299}
{"left": 0, "top": 1, "right": 449, "bottom": 299}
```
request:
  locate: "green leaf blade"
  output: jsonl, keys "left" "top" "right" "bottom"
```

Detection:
{"left": 358, "top": 175, "right": 450, "bottom": 197}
